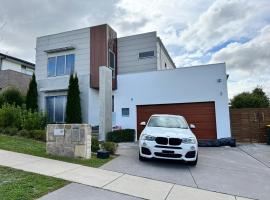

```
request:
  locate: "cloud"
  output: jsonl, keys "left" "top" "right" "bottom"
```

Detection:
{"left": 211, "top": 25, "right": 270, "bottom": 73}
{"left": 210, "top": 25, "right": 270, "bottom": 97}
{"left": 0, "top": 0, "right": 269, "bottom": 98}
{"left": 0, "top": 0, "right": 119, "bottom": 62}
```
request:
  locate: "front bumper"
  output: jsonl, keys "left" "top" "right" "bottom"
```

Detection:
{"left": 139, "top": 140, "right": 198, "bottom": 161}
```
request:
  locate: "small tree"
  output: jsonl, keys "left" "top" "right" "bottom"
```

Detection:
{"left": 66, "top": 74, "right": 82, "bottom": 123}
{"left": 231, "top": 87, "right": 270, "bottom": 108}
{"left": 26, "top": 73, "right": 38, "bottom": 111}
{"left": 1, "top": 87, "right": 24, "bottom": 106}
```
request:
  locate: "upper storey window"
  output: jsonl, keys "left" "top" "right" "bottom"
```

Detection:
{"left": 47, "top": 54, "right": 75, "bottom": 77}
{"left": 139, "top": 51, "right": 154, "bottom": 59}
{"left": 109, "top": 50, "right": 116, "bottom": 78}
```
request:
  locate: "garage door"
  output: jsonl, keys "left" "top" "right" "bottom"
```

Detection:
{"left": 136, "top": 102, "right": 217, "bottom": 140}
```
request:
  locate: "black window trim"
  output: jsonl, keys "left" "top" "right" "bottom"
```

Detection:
{"left": 138, "top": 50, "right": 155, "bottom": 59}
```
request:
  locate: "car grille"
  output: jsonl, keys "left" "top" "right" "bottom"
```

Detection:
{"left": 169, "top": 138, "right": 182, "bottom": 145}
{"left": 154, "top": 152, "right": 182, "bottom": 158}
{"left": 155, "top": 137, "right": 168, "bottom": 145}
{"left": 155, "top": 145, "right": 182, "bottom": 149}
{"left": 155, "top": 137, "right": 182, "bottom": 146}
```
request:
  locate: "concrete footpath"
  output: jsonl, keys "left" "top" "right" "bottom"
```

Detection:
{"left": 0, "top": 150, "right": 252, "bottom": 200}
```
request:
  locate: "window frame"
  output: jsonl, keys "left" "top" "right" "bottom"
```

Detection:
{"left": 47, "top": 54, "right": 75, "bottom": 77}
{"left": 45, "top": 95, "right": 67, "bottom": 123}
{"left": 138, "top": 51, "right": 155, "bottom": 59}
{"left": 121, "top": 108, "right": 130, "bottom": 117}
{"left": 108, "top": 50, "right": 116, "bottom": 78}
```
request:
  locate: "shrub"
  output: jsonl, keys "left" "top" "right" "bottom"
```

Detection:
{"left": 29, "top": 130, "right": 46, "bottom": 141}
{"left": 18, "top": 129, "right": 30, "bottom": 138}
{"left": 0, "top": 127, "right": 4, "bottom": 134}
{"left": 0, "top": 104, "right": 47, "bottom": 131}
{"left": 21, "top": 111, "right": 47, "bottom": 130}
{"left": 107, "top": 129, "right": 135, "bottom": 143}
{"left": 101, "top": 142, "right": 118, "bottom": 155}
{"left": 91, "top": 137, "right": 100, "bottom": 152}
{"left": 0, "top": 94, "right": 4, "bottom": 107}
{"left": 0, "top": 104, "right": 21, "bottom": 128}
{"left": 3, "top": 127, "right": 18, "bottom": 136}
{"left": 1, "top": 87, "right": 24, "bottom": 106}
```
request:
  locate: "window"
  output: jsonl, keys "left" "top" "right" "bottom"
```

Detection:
{"left": 122, "top": 108, "right": 129, "bottom": 117}
{"left": 48, "top": 57, "right": 56, "bottom": 77}
{"left": 109, "top": 50, "right": 115, "bottom": 78}
{"left": 46, "top": 96, "right": 67, "bottom": 123}
{"left": 165, "top": 63, "right": 167, "bottom": 68}
{"left": 47, "top": 54, "right": 75, "bottom": 77}
{"left": 66, "top": 54, "right": 75, "bottom": 75}
{"left": 139, "top": 51, "right": 154, "bottom": 59}
{"left": 56, "top": 55, "right": 65, "bottom": 76}
{"left": 112, "top": 95, "right": 114, "bottom": 112}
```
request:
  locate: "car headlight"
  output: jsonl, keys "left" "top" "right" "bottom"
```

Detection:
{"left": 142, "top": 134, "right": 156, "bottom": 141}
{"left": 182, "top": 138, "right": 196, "bottom": 144}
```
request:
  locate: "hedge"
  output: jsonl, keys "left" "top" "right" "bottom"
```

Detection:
{"left": 106, "top": 129, "right": 135, "bottom": 143}
{"left": 0, "top": 128, "right": 46, "bottom": 142}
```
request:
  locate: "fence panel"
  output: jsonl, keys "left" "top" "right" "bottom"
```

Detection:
{"left": 230, "top": 108, "right": 270, "bottom": 143}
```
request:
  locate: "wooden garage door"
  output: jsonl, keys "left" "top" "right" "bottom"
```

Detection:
{"left": 136, "top": 102, "right": 217, "bottom": 140}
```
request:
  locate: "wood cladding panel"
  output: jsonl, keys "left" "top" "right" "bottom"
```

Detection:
{"left": 136, "top": 102, "right": 217, "bottom": 140}
{"left": 90, "top": 25, "right": 107, "bottom": 89}
{"left": 230, "top": 108, "right": 270, "bottom": 143}
{"left": 90, "top": 24, "right": 117, "bottom": 89}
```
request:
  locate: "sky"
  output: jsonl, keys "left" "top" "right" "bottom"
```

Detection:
{"left": 0, "top": 0, "right": 269, "bottom": 98}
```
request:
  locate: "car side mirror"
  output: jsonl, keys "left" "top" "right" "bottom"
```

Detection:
{"left": 140, "top": 121, "right": 146, "bottom": 126}
{"left": 190, "top": 124, "right": 196, "bottom": 129}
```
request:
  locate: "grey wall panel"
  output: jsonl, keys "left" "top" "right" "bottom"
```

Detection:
{"left": 118, "top": 32, "right": 158, "bottom": 74}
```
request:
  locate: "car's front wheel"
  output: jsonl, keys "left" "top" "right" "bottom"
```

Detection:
{"left": 187, "top": 155, "right": 198, "bottom": 166}
{"left": 139, "top": 153, "right": 148, "bottom": 161}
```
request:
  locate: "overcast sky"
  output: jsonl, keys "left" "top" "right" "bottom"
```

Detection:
{"left": 0, "top": 0, "right": 269, "bottom": 98}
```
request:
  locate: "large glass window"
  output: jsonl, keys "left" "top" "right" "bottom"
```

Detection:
{"left": 45, "top": 96, "right": 67, "bottom": 123}
{"left": 47, "top": 54, "right": 75, "bottom": 77}
{"left": 46, "top": 96, "right": 55, "bottom": 122}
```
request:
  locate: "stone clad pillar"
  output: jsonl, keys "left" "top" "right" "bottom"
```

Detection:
{"left": 99, "top": 66, "right": 112, "bottom": 141}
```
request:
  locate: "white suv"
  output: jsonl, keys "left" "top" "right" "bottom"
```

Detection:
{"left": 139, "top": 114, "right": 198, "bottom": 165}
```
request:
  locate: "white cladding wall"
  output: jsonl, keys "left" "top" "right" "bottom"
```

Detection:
{"left": 118, "top": 32, "right": 158, "bottom": 74}
{"left": 1, "top": 59, "right": 33, "bottom": 75}
{"left": 36, "top": 28, "right": 90, "bottom": 123}
{"left": 1, "top": 60, "right": 22, "bottom": 72}
{"left": 113, "top": 63, "right": 231, "bottom": 139}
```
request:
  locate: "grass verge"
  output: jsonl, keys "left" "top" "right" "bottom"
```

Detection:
{"left": 0, "top": 134, "right": 113, "bottom": 168}
{"left": 0, "top": 165, "right": 68, "bottom": 200}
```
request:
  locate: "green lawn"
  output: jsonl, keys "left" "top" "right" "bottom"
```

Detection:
{"left": 0, "top": 134, "right": 113, "bottom": 168}
{"left": 0, "top": 165, "right": 68, "bottom": 200}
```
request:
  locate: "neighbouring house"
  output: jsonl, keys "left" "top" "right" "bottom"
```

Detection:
{"left": 36, "top": 24, "right": 231, "bottom": 140}
{"left": 0, "top": 53, "right": 35, "bottom": 94}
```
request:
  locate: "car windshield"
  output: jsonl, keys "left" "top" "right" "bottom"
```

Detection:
{"left": 147, "top": 116, "right": 188, "bottom": 129}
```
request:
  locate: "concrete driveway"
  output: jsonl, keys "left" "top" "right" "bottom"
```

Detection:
{"left": 101, "top": 143, "right": 270, "bottom": 200}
